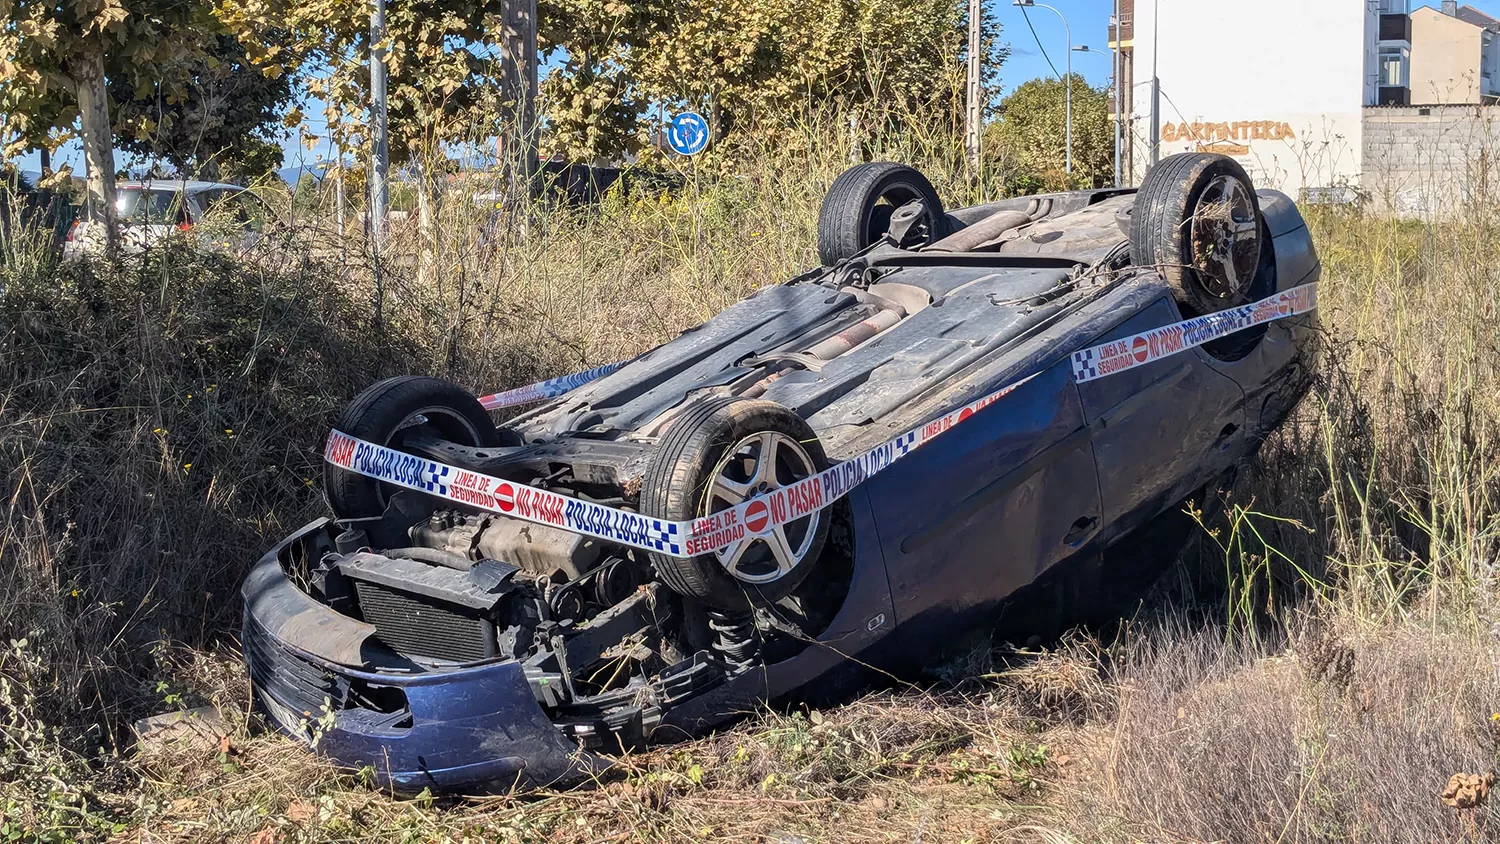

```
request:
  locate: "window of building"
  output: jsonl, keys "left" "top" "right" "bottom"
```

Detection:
{"left": 1379, "top": 45, "right": 1410, "bottom": 87}
{"left": 1378, "top": 0, "right": 1409, "bottom": 14}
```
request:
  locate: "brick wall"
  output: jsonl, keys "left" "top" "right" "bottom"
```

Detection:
{"left": 1362, "top": 105, "right": 1500, "bottom": 216}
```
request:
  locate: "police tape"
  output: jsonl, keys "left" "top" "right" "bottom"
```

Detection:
{"left": 1069, "top": 282, "right": 1317, "bottom": 383}
{"left": 477, "top": 361, "right": 626, "bottom": 410}
{"left": 327, "top": 282, "right": 1318, "bottom": 561}
{"left": 324, "top": 374, "right": 1034, "bottom": 561}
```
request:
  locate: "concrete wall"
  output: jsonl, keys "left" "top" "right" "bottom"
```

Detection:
{"left": 1410, "top": 6, "right": 1484, "bottom": 104}
{"left": 1132, "top": 0, "right": 1371, "bottom": 196}
{"left": 1362, "top": 105, "right": 1500, "bottom": 215}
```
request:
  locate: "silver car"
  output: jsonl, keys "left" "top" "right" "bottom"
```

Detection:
{"left": 64, "top": 180, "right": 272, "bottom": 258}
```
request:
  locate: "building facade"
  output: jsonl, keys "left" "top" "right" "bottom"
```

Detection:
{"left": 1408, "top": 3, "right": 1500, "bottom": 104}
{"left": 1126, "top": 0, "right": 1411, "bottom": 198}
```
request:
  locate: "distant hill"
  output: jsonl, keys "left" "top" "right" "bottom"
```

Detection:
{"left": 278, "top": 163, "right": 330, "bottom": 185}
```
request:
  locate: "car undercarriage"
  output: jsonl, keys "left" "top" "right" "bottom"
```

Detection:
{"left": 242, "top": 154, "right": 1321, "bottom": 791}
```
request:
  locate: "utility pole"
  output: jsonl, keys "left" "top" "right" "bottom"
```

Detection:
{"left": 1113, "top": 0, "right": 1122, "bottom": 186}
{"left": 1064, "top": 28, "right": 1072, "bottom": 176}
{"left": 369, "top": 0, "right": 390, "bottom": 251}
{"left": 1149, "top": 0, "right": 1160, "bottom": 166}
{"left": 1075, "top": 45, "right": 1122, "bottom": 187}
{"left": 965, "top": 0, "right": 983, "bottom": 171}
{"left": 502, "top": 0, "right": 539, "bottom": 200}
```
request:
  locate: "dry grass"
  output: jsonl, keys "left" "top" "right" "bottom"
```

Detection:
{"left": 3, "top": 145, "right": 1500, "bottom": 841}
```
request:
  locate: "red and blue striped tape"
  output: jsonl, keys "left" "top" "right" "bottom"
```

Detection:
{"left": 331, "top": 282, "right": 1317, "bottom": 559}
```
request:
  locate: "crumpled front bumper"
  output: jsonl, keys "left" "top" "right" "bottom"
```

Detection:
{"left": 241, "top": 520, "right": 600, "bottom": 792}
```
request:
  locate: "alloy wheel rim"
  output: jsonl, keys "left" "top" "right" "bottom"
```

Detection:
{"left": 1189, "top": 175, "right": 1261, "bottom": 299}
{"left": 705, "top": 430, "right": 821, "bottom": 585}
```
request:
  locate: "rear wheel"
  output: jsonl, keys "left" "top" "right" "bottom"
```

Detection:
{"left": 817, "top": 162, "right": 944, "bottom": 265}
{"left": 642, "top": 399, "right": 829, "bottom": 610}
{"left": 325, "top": 376, "right": 502, "bottom": 519}
{"left": 1132, "top": 153, "right": 1263, "bottom": 315}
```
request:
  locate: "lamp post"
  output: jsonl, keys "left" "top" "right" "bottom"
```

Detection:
{"left": 965, "top": 0, "right": 983, "bottom": 170}
{"left": 370, "top": 0, "right": 389, "bottom": 251}
{"left": 1074, "top": 45, "right": 1122, "bottom": 188}
{"left": 1014, "top": 0, "right": 1071, "bottom": 176}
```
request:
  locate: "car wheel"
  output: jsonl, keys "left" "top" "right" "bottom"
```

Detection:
{"left": 325, "top": 376, "right": 503, "bottom": 519}
{"left": 642, "top": 398, "right": 830, "bottom": 610}
{"left": 818, "top": 162, "right": 944, "bottom": 265}
{"left": 1132, "top": 152, "right": 1263, "bottom": 315}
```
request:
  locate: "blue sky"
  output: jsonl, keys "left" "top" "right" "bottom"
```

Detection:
{"left": 18, "top": 0, "right": 1500, "bottom": 176}
{"left": 997, "top": 0, "right": 1121, "bottom": 97}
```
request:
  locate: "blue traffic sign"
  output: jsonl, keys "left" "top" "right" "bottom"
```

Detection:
{"left": 667, "top": 112, "right": 710, "bottom": 156}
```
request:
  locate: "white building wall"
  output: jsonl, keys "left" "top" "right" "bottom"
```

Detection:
{"left": 1131, "top": 0, "right": 1374, "bottom": 197}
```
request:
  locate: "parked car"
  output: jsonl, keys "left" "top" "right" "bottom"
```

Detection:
{"left": 242, "top": 153, "right": 1321, "bottom": 792}
{"left": 64, "top": 180, "right": 272, "bottom": 258}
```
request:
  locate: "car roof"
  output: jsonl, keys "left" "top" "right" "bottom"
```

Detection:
{"left": 119, "top": 180, "right": 244, "bottom": 194}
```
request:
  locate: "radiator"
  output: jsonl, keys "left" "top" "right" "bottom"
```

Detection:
{"left": 352, "top": 579, "right": 497, "bottom": 663}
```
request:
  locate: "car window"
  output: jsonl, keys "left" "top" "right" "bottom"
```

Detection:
{"left": 234, "top": 192, "right": 271, "bottom": 233}
{"left": 197, "top": 188, "right": 270, "bottom": 233}
{"left": 196, "top": 188, "right": 239, "bottom": 221}
{"left": 116, "top": 189, "right": 188, "bottom": 226}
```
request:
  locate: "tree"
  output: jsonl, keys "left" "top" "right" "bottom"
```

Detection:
{"left": 217, "top": 0, "right": 514, "bottom": 279}
{"left": 989, "top": 73, "right": 1113, "bottom": 192}
{"left": 536, "top": 0, "right": 1004, "bottom": 161}
{"left": 536, "top": 0, "right": 652, "bottom": 161}
{"left": 217, "top": 0, "right": 513, "bottom": 170}
{"left": 0, "top": 0, "right": 220, "bottom": 235}
{"left": 109, "top": 35, "right": 296, "bottom": 184}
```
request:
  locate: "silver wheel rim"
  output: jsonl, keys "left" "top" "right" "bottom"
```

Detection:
{"left": 705, "top": 431, "right": 820, "bottom": 585}
{"left": 1189, "top": 175, "right": 1260, "bottom": 299}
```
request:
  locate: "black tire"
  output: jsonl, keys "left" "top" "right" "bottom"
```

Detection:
{"left": 642, "top": 398, "right": 830, "bottom": 610}
{"left": 1132, "top": 152, "right": 1264, "bottom": 315}
{"left": 817, "top": 162, "right": 944, "bottom": 265}
{"left": 325, "top": 376, "right": 502, "bottom": 519}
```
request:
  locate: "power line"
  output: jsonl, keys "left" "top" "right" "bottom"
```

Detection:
{"left": 1021, "top": 6, "right": 1063, "bottom": 82}
{"left": 1158, "top": 87, "right": 1203, "bottom": 141}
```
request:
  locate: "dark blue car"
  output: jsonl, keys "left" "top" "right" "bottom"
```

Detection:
{"left": 242, "top": 153, "right": 1320, "bottom": 792}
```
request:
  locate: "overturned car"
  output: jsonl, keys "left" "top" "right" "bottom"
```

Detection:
{"left": 242, "top": 153, "right": 1321, "bottom": 791}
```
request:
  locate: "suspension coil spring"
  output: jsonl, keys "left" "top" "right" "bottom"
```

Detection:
{"left": 707, "top": 609, "right": 760, "bottom": 672}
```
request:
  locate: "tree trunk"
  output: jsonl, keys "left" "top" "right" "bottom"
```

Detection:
{"left": 74, "top": 48, "right": 118, "bottom": 250}
{"left": 500, "top": 0, "right": 538, "bottom": 202}
{"left": 414, "top": 160, "right": 437, "bottom": 288}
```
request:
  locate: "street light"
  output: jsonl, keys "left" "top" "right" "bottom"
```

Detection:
{"left": 1074, "top": 45, "right": 1122, "bottom": 188}
{"left": 1014, "top": 0, "right": 1071, "bottom": 176}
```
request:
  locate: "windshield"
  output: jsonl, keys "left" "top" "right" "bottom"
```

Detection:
{"left": 116, "top": 188, "right": 189, "bottom": 226}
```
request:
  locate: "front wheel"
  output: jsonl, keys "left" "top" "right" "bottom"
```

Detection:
{"left": 324, "top": 376, "right": 503, "bottom": 519}
{"left": 641, "top": 398, "right": 829, "bottom": 610}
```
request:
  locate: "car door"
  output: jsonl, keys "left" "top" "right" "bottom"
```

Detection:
{"left": 1075, "top": 292, "right": 1247, "bottom": 547}
{"left": 232, "top": 191, "right": 272, "bottom": 249}
{"left": 866, "top": 359, "right": 1102, "bottom": 634}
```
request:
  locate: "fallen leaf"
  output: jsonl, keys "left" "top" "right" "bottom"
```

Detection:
{"left": 168, "top": 797, "right": 196, "bottom": 814}
{"left": 251, "top": 829, "right": 278, "bottom": 844}
{"left": 286, "top": 800, "right": 315, "bottom": 823}
{"left": 1441, "top": 772, "right": 1496, "bottom": 810}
